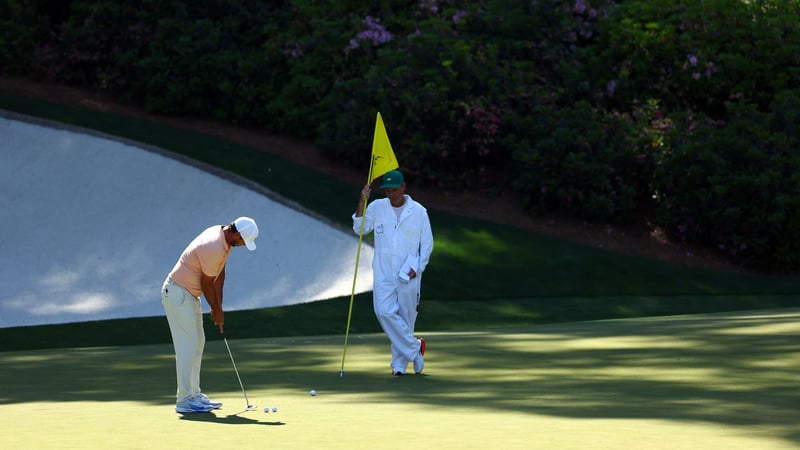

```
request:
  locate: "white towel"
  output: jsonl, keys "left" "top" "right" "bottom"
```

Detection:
{"left": 398, "top": 254, "right": 419, "bottom": 283}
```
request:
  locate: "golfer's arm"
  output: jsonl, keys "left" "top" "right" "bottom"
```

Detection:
{"left": 215, "top": 267, "right": 226, "bottom": 307}
{"left": 201, "top": 273, "right": 222, "bottom": 313}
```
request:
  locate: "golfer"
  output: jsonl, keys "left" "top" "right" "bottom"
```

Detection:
{"left": 161, "top": 217, "right": 259, "bottom": 413}
{"left": 354, "top": 170, "right": 434, "bottom": 375}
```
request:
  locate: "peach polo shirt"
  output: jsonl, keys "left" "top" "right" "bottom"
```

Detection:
{"left": 168, "top": 225, "right": 231, "bottom": 298}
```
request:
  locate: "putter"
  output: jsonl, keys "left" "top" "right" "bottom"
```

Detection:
{"left": 222, "top": 333, "right": 257, "bottom": 410}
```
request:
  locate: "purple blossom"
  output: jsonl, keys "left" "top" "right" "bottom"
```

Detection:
{"left": 453, "top": 9, "right": 468, "bottom": 23}
{"left": 419, "top": 0, "right": 438, "bottom": 13}
{"left": 606, "top": 80, "right": 617, "bottom": 97}
{"left": 579, "top": 22, "right": 593, "bottom": 38}
{"left": 358, "top": 16, "right": 393, "bottom": 44}
{"left": 286, "top": 41, "right": 304, "bottom": 59}
{"left": 687, "top": 54, "right": 698, "bottom": 66}
{"left": 345, "top": 16, "right": 393, "bottom": 54}
{"left": 704, "top": 61, "right": 716, "bottom": 77}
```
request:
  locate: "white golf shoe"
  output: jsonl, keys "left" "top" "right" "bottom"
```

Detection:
{"left": 176, "top": 397, "right": 213, "bottom": 413}
{"left": 196, "top": 393, "right": 222, "bottom": 409}
{"left": 414, "top": 338, "right": 425, "bottom": 374}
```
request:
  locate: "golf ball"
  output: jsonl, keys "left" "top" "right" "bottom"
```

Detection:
{"left": 310, "top": 389, "right": 317, "bottom": 396}
{"left": 272, "top": 407, "right": 278, "bottom": 412}
{"left": 263, "top": 407, "right": 269, "bottom": 413}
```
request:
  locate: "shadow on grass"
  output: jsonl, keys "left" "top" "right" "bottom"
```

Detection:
{"left": 2, "top": 309, "right": 799, "bottom": 445}
{"left": 4, "top": 293, "right": 800, "bottom": 352}
{"left": 179, "top": 412, "right": 284, "bottom": 426}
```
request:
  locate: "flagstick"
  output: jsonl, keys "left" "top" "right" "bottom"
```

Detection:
{"left": 340, "top": 112, "right": 398, "bottom": 380}
{"left": 339, "top": 162, "right": 374, "bottom": 380}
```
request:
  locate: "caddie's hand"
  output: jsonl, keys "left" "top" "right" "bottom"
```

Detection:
{"left": 361, "top": 184, "right": 371, "bottom": 199}
{"left": 408, "top": 268, "right": 417, "bottom": 279}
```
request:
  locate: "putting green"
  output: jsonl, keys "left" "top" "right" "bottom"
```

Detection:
{"left": 2, "top": 309, "right": 799, "bottom": 449}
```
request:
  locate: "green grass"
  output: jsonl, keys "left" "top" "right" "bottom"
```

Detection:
{"left": 3, "top": 92, "right": 800, "bottom": 449}
{"left": 2, "top": 310, "right": 799, "bottom": 449}
{"left": 1, "top": 93, "right": 800, "bottom": 352}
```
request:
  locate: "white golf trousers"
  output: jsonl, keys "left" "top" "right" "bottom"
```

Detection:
{"left": 161, "top": 278, "right": 205, "bottom": 403}
{"left": 374, "top": 277, "right": 421, "bottom": 373}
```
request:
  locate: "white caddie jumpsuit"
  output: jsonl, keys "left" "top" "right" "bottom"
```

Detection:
{"left": 353, "top": 195, "right": 434, "bottom": 373}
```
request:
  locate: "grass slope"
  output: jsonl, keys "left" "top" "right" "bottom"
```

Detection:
{"left": 1, "top": 94, "right": 800, "bottom": 352}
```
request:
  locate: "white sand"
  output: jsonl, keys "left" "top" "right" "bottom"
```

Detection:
{"left": 0, "top": 113, "right": 373, "bottom": 328}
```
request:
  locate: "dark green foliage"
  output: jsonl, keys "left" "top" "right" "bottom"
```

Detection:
{"left": 33, "top": 1, "right": 154, "bottom": 88}
{"left": 318, "top": 0, "right": 589, "bottom": 188}
{"left": 3, "top": 0, "right": 800, "bottom": 270}
{"left": 652, "top": 95, "right": 800, "bottom": 270}
{"left": 507, "top": 101, "right": 643, "bottom": 223}
{"left": 0, "top": 0, "right": 49, "bottom": 74}
{"left": 587, "top": 0, "right": 800, "bottom": 116}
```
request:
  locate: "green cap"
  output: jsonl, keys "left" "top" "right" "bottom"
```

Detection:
{"left": 380, "top": 170, "right": 404, "bottom": 189}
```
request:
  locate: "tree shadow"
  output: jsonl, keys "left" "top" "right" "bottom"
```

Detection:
{"left": 2, "top": 308, "right": 799, "bottom": 445}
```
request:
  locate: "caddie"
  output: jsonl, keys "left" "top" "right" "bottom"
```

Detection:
{"left": 354, "top": 170, "right": 434, "bottom": 375}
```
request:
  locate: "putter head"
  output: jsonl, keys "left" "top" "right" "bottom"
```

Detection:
{"left": 246, "top": 404, "right": 258, "bottom": 410}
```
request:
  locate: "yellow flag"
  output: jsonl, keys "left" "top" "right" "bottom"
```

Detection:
{"left": 370, "top": 112, "right": 399, "bottom": 182}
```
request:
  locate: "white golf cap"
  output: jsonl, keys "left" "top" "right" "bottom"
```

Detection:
{"left": 233, "top": 216, "right": 259, "bottom": 251}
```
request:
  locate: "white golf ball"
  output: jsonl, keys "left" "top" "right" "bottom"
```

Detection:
{"left": 272, "top": 407, "right": 278, "bottom": 412}
{"left": 263, "top": 407, "right": 269, "bottom": 413}
{"left": 310, "top": 389, "right": 317, "bottom": 396}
